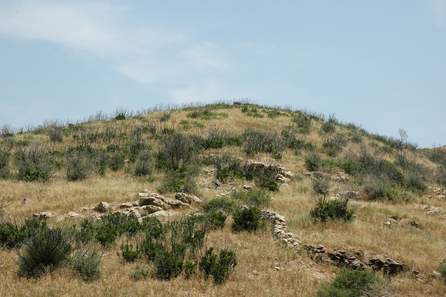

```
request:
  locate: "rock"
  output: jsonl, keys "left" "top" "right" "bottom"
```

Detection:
{"left": 67, "top": 211, "right": 80, "bottom": 218}
{"left": 94, "top": 202, "right": 110, "bottom": 213}
{"left": 138, "top": 193, "right": 169, "bottom": 209}
{"left": 368, "top": 256, "right": 406, "bottom": 276}
{"left": 336, "top": 191, "right": 360, "bottom": 200}
{"left": 33, "top": 211, "right": 54, "bottom": 219}
{"left": 243, "top": 184, "right": 252, "bottom": 190}
{"left": 119, "top": 202, "right": 133, "bottom": 209}
{"left": 148, "top": 210, "right": 175, "bottom": 218}
{"left": 175, "top": 192, "right": 202, "bottom": 204}
{"left": 431, "top": 270, "right": 442, "bottom": 279}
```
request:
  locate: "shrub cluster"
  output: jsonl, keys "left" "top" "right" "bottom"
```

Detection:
{"left": 15, "top": 144, "right": 52, "bottom": 182}
{"left": 310, "top": 198, "right": 354, "bottom": 222}
{"left": 0, "top": 218, "right": 48, "bottom": 249}
{"left": 0, "top": 148, "right": 10, "bottom": 179}
{"left": 199, "top": 247, "right": 237, "bottom": 284}
{"left": 70, "top": 248, "right": 102, "bottom": 281}
{"left": 243, "top": 129, "right": 285, "bottom": 159}
{"left": 292, "top": 112, "right": 312, "bottom": 134}
{"left": 318, "top": 269, "right": 382, "bottom": 297}
{"left": 65, "top": 151, "right": 90, "bottom": 181}
{"left": 232, "top": 206, "right": 265, "bottom": 232}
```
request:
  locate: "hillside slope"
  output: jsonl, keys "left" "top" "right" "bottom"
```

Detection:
{"left": 1, "top": 102, "right": 446, "bottom": 297}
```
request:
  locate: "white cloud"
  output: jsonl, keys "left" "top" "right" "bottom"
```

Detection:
{"left": 0, "top": 0, "right": 230, "bottom": 101}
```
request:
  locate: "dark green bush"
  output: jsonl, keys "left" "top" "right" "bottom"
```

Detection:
{"left": 305, "top": 153, "right": 321, "bottom": 172}
{"left": 199, "top": 247, "right": 237, "bottom": 284}
{"left": 108, "top": 150, "right": 125, "bottom": 171}
{"left": 364, "top": 179, "right": 401, "bottom": 201}
{"left": 404, "top": 174, "right": 426, "bottom": 193}
{"left": 134, "top": 150, "right": 155, "bottom": 177}
{"left": 159, "top": 167, "right": 198, "bottom": 194}
{"left": 244, "top": 129, "right": 285, "bottom": 159}
{"left": 202, "top": 129, "right": 243, "bottom": 149}
{"left": 65, "top": 151, "right": 90, "bottom": 181}
{"left": 71, "top": 249, "right": 102, "bottom": 281}
{"left": 310, "top": 198, "right": 353, "bottom": 222}
{"left": 203, "top": 211, "right": 227, "bottom": 230}
{"left": 0, "top": 148, "right": 10, "bottom": 179}
{"left": 184, "top": 260, "right": 198, "bottom": 279}
{"left": 187, "top": 109, "right": 227, "bottom": 120}
{"left": 121, "top": 242, "right": 141, "bottom": 262}
{"left": 207, "top": 154, "right": 245, "bottom": 182}
{"left": 153, "top": 243, "right": 186, "bottom": 280}
{"left": 232, "top": 206, "right": 265, "bottom": 232}
{"left": 255, "top": 174, "right": 280, "bottom": 192}
{"left": 231, "top": 189, "right": 271, "bottom": 208}
{"left": 0, "top": 218, "right": 48, "bottom": 249}
{"left": 438, "top": 260, "right": 446, "bottom": 283}
{"left": 318, "top": 269, "right": 382, "bottom": 297}
{"left": 141, "top": 217, "right": 164, "bottom": 240}
{"left": 15, "top": 145, "right": 52, "bottom": 182}
{"left": 202, "top": 197, "right": 237, "bottom": 215}
{"left": 18, "top": 228, "right": 71, "bottom": 278}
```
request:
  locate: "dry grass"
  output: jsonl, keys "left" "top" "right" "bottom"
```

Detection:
{"left": 1, "top": 104, "right": 446, "bottom": 296}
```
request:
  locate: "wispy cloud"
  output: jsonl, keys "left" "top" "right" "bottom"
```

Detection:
{"left": 0, "top": 0, "right": 230, "bottom": 101}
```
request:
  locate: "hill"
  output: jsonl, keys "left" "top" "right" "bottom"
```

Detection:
{"left": 1, "top": 102, "right": 446, "bottom": 297}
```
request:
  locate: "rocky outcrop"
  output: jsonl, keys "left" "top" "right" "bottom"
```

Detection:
{"left": 175, "top": 192, "right": 202, "bottom": 204}
{"left": 244, "top": 161, "right": 294, "bottom": 183}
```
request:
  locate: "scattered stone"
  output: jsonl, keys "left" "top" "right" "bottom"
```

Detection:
{"left": 94, "top": 202, "right": 110, "bottom": 213}
{"left": 175, "top": 192, "right": 202, "bottom": 204}
{"left": 33, "top": 211, "right": 54, "bottom": 219}
{"left": 431, "top": 270, "right": 442, "bottom": 279}
{"left": 138, "top": 193, "right": 169, "bottom": 209}
{"left": 137, "top": 205, "right": 163, "bottom": 216}
{"left": 119, "top": 202, "right": 133, "bottom": 209}
{"left": 336, "top": 191, "right": 360, "bottom": 200}
{"left": 67, "top": 211, "right": 80, "bottom": 218}
{"left": 368, "top": 256, "right": 406, "bottom": 276}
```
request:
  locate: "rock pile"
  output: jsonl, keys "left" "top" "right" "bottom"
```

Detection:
{"left": 261, "top": 209, "right": 301, "bottom": 248}
{"left": 244, "top": 161, "right": 294, "bottom": 183}
{"left": 429, "top": 186, "right": 446, "bottom": 200}
{"left": 336, "top": 191, "right": 360, "bottom": 200}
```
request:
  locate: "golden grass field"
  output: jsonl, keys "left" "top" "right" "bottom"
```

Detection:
{"left": 1, "top": 104, "right": 446, "bottom": 296}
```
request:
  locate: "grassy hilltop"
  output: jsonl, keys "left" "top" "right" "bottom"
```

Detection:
{"left": 1, "top": 102, "right": 446, "bottom": 297}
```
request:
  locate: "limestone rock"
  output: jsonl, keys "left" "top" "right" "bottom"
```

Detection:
{"left": 33, "top": 211, "right": 54, "bottom": 219}
{"left": 175, "top": 192, "right": 202, "bottom": 204}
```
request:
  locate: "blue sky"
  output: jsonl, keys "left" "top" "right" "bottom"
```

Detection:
{"left": 0, "top": 0, "right": 445, "bottom": 147}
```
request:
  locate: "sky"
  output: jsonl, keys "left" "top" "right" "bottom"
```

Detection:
{"left": 0, "top": 0, "right": 445, "bottom": 147}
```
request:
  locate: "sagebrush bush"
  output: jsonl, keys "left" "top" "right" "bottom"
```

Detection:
{"left": 244, "top": 129, "right": 285, "bottom": 159}
{"left": 320, "top": 115, "right": 337, "bottom": 134}
{"left": 255, "top": 174, "right": 280, "bottom": 192}
{"left": 318, "top": 269, "right": 382, "bottom": 297}
{"left": 0, "top": 218, "right": 48, "bottom": 249}
{"left": 202, "top": 210, "right": 227, "bottom": 230}
{"left": 65, "top": 151, "right": 90, "bottom": 181}
{"left": 120, "top": 242, "right": 141, "bottom": 262}
{"left": 231, "top": 189, "right": 271, "bottom": 208}
{"left": 293, "top": 113, "right": 312, "bottom": 134}
{"left": 141, "top": 217, "right": 164, "bottom": 240}
{"left": 132, "top": 265, "right": 150, "bottom": 280}
{"left": 158, "top": 134, "right": 200, "bottom": 170}
{"left": 281, "top": 128, "right": 314, "bottom": 154}
{"left": 232, "top": 206, "right": 265, "bottom": 232}
{"left": 0, "top": 148, "right": 10, "bottom": 179}
{"left": 199, "top": 247, "right": 237, "bottom": 284}
{"left": 153, "top": 244, "right": 186, "bottom": 280}
{"left": 71, "top": 248, "right": 102, "bottom": 281}
{"left": 15, "top": 144, "right": 52, "bottom": 182}
{"left": 364, "top": 179, "right": 401, "bottom": 201}
{"left": 159, "top": 167, "right": 198, "bottom": 194}
{"left": 48, "top": 127, "right": 63, "bottom": 143}
{"left": 305, "top": 153, "right": 321, "bottom": 172}
{"left": 404, "top": 174, "right": 426, "bottom": 193}
{"left": 134, "top": 150, "right": 155, "bottom": 177}
{"left": 206, "top": 154, "right": 245, "bottom": 182}
{"left": 323, "top": 134, "right": 346, "bottom": 157}
{"left": 184, "top": 260, "right": 198, "bottom": 279}
{"left": 18, "top": 228, "right": 71, "bottom": 278}
{"left": 202, "top": 197, "right": 237, "bottom": 215}
{"left": 202, "top": 129, "right": 243, "bottom": 149}
{"left": 108, "top": 150, "right": 125, "bottom": 171}
{"left": 310, "top": 198, "right": 354, "bottom": 222}
{"left": 312, "top": 176, "right": 330, "bottom": 198}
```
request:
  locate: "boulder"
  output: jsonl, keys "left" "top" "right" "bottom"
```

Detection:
{"left": 137, "top": 205, "right": 163, "bottom": 216}
{"left": 119, "top": 202, "right": 133, "bottom": 209}
{"left": 175, "top": 192, "right": 202, "bottom": 204}
{"left": 368, "top": 256, "right": 406, "bottom": 276}
{"left": 138, "top": 193, "right": 169, "bottom": 209}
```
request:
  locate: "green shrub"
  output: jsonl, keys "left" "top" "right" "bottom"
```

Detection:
{"left": 318, "top": 269, "right": 382, "bottom": 297}
{"left": 323, "top": 134, "right": 346, "bottom": 157}
{"left": 71, "top": 248, "right": 102, "bottom": 281}
{"left": 0, "top": 148, "right": 10, "bottom": 179}
{"left": 208, "top": 154, "right": 245, "bottom": 182}
{"left": 153, "top": 244, "right": 186, "bottom": 280}
{"left": 255, "top": 175, "right": 280, "bottom": 192}
{"left": 202, "top": 197, "right": 237, "bottom": 215}
{"left": 159, "top": 167, "right": 198, "bottom": 194}
{"left": 305, "top": 153, "right": 321, "bottom": 172}
{"left": 158, "top": 134, "right": 200, "bottom": 170}
{"left": 48, "top": 127, "right": 63, "bottom": 143}
{"left": 134, "top": 150, "right": 155, "bottom": 177}
{"left": 0, "top": 218, "right": 48, "bottom": 249}
{"left": 281, "top": 128, "right": 314, "bottom": 153}
{"left": 312, "top": 176, "right": 330, "bottom": 198}
{"left": 65, "top": 151, "right": 90, "bottom": 181}
{"left": 404, "top": 174, "right": 426, "bottom": 193}
{"left": 293, "top": 113, "right": 312, "bottom": 134}
{"left": 203, "top": 211, "right": 227, "bottom": 230}
{"left": 244, "top": 129, "right": 285, "bottom": 159}
{"left": 121, "top": 242, "right": 141, "bottom": 262}
{"left": 132, "top": 265, "right": 150, "bottom": 280}
{"left": 202, "top": 129, "right": 243, "bottom": 149}
{"left": 108, "top": 150, "right": 125, "bottom": 171}
{"left": 184, "top": 260, "right": 198, "bottom": 279}
{"left": 438, "top": 260, "right": 446, "bottom": 283}
{"left": 199, "top": 247, "right": 237, "bottom": 284}
{"left": 232, "top": 206, "right": 265, "bottom": 232}
{"left": 187, "top": 109, "right": 227, "bottom": 120}
{"left": 93, "top": 150, "right": 108, "bottom": 176}
{"left": 364, "top": 179, "right": 401, "bottom": 201}
{"left": 18, "top": 228, "right": 71, "bottom": 278}
{"left": 310, "top": 198, "right": 353, "bottom": 222}
{"left": 15, "top": 144, "right": 52, "bottom": 182}
{"left": 320, "top": 115, "right": 337, "bottom": 134}
{"left": 141, "top": 217, "right": 164, "bottom": 240}
{"left": 231, "top": 189, "right": 271, "bottom": 208}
